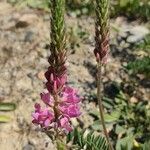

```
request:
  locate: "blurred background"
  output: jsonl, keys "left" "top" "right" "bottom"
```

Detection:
{"left": 0, "top": 0, "right": 150, "bottom": 149}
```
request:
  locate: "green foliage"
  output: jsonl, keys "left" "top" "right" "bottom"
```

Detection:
{"left": 7, "top": 0, "right": 50, "bottom": 11}
{"left": 111, "top": 0, "right": 150, "bottom": 20}
{"left": 0, "top": 115, "right": 11, "bottom": 123}
{"left": 90, "top": 91, "right": 150, "bottom": 149}
{"left": 126, "top": 34, "right": 150, "bottom": 78}
{"left": 135, "top": 35, "right": 150, "bottom": 53}
{"left": 8, "top": 0, "right": 150, "bottom": 20}
{"left": 67, "top": 129, "right": 108, "bottom": 150}
{"left": 68, "top": 25, "right": 90, "bottom": 50}
{"left": 66, "top": 0, "right": 150, "bottom": 20}
{"left": 66, "top": 0, "right": 94, "bottom": 16}
{"left": 56, "top": 139, "right": 67, "bottom": 150}
{"left": 116, "top": 135, "right": 135, "bottom": 150}
{"left": 0, "top": 102, "right": 16, "bottom": 111}
{"left": 142, "top": 140, "right": 150, "bottom": 150}
{"left": 67, "top": 129, "right": 109, "bottom": 150}
{"left": 0, "top": 102, "right": 16, "bottom": 123}
{"left": 67, "top": 128, "right": 150, "bottom": 150}
{"left": 112, "top": 92, "right": 150, "bottom": 143}
{"left": 126, "top": 56, "right": 150, "bottom": 77}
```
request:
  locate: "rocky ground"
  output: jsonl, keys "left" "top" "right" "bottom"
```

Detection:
{"left": 0, "top": 1, "right": 149, "bottom": 150}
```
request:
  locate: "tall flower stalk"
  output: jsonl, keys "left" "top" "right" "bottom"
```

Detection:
{"left": 32, "top": 0, "right": 81, "bottom": 148}
{"left": 94, "top": 0, "right": 114, "bottom": 150}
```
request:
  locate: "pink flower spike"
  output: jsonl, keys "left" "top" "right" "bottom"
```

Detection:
{"left": 59, "top": 117, "right": 72, "bottom": 132}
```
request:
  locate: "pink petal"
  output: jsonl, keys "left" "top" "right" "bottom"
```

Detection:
{"left": 67, "top": 104, "right": 81, "bottom": 117}
{"left": 32, "top": 112, "right": 39, "bottom": 120}
{"left": 59, "top": 117, "right": 72, "bottom": 132}
{"left": 40, "top": 92, "right": 52, "bottom": 105}
{"left": 64, "top": 94, "right": 80, "bottom": 103}
{"left": 34, "top": 103, "right": 41, "bottom": 111}
{"left": 59, "top": 103, "right": 81, "bottom": 118}
{"left": 32, "top": 119, "right": 39, "bottom": 125}
{"left": 44, "top": 119, "right": 51, "bottom": 127}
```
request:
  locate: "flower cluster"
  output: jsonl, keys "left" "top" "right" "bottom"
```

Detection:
{"left": 32, "top": 69, "right": 81, "bottom": 133}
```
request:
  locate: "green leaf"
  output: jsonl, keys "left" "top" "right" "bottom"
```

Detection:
{"left": 67, "top": 130, "right": 74, "bottom": 143}
{"left": 91, "top": 120, "right": 114, "bottom": 131}
{"left": 119, "top": 0, "right": 128, "bottom": 7}
{"left": 102, "top": 97, "right": 114, "bottom": 109}
{"left": 68, "top": 129, "right": 109, "bottom": 150}
{"left": 116, "top": 136, "right": 134, "bottom": 150}
{"left": 104, "top": 111, "right": 120, "bottom": 123}
{"left": 0, "top": 103, "right": 16, "bottom": 111}
{"left": 126, "top": 56, "right": 150, "bottom": 77}
{"left": 115, "top": 125, "right": 126, "bottom": 135}
{"left": 0, "top": 115, "right": 11, "bottom": 123}
{"left": 142, "top": 140, "right": 150, "bottom": 150}
{"left": 89, "top": 109, "right": 99, "bottom": 118}
{"left": 91, "top": 120, "right": 102, "bottom": 130}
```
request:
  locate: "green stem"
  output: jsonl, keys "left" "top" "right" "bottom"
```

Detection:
{"left": 56, "top": 137, "right": 66, "bottom": 150}
{"left": 97, "top": 62, "right": 114, "bottom": 150}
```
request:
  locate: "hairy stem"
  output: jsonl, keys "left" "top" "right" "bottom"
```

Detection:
{"left": 97, "top": 62, "right": 114, "bottom": 150}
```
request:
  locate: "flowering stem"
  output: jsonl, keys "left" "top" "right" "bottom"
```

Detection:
{"left": 94, "top": 0, "right": 114, "bottom": 149}
{"left": 97, "top": 62, "right": 114, "bottom": 150}
{"left": 32, "top": 0, "right": 81, "bottom": 147}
